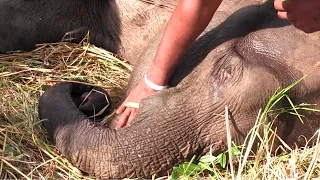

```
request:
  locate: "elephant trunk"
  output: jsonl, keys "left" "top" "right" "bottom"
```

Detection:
{"left": 39, "top": 83, "right": 202, "bottom": 178}
{"left": 55, "top": 118, "right": 200, "bottom": 178}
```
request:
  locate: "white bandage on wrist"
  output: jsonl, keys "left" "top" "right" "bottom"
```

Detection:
{"left": 144, "top": 75, "right": 168, "bottom": 91}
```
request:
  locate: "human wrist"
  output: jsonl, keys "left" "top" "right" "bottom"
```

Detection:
{"left": 144, "top": 75, "right": 168, "bottom": 91}
{"left": 146, "top": 64, "right": 172, "bottom": 86}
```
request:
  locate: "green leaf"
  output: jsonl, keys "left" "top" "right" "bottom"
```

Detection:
{"left": 285, "top": 94, "right": 303, "bottom": 123}
{"left": 199, "top": 155, "right": 217, "bottom": 163}
{"left": 41, "top": 84, "right": 50, "bottom": 91}
{"left": 5, "top": 144, "right": 15, "bottom": 153}
{"left": 198, "top": 162, "right": 214, "bottom": 172}
{"left": 171, "top": 167, "right": 179, "bottom": 180}
{"left": 231, "top": 146, "right": 241, "bottom": 157}
{"left": 220, "top": 153, "right": 227, "bottom": 168}
{"left": 182, "top": 162, "right": 201, "bottom": 176}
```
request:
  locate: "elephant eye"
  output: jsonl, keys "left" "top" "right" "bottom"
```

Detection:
{"left": 221, "top": 67, "right": 232, "bottom": 82}
{"left": 211, "top": 52, "right": 244, "bottom": 87}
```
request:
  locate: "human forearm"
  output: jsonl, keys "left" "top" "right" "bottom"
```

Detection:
{"left": 116, "top": 0, "right": 223, "bottom": 127}
{"left": 147, "top": 0, "right": 222, "bottom": 85}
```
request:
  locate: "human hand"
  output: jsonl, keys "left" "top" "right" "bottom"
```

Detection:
{"left": 115, "top": 80, "right": 157, "bottom": 128}
{"left": 274, "top": 0, "right": 320, "bottom": 33}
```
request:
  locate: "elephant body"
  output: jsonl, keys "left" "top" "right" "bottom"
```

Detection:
{"left": 39, "top": 0, "right": 320, "bottom": 178}
{"left": 0, "top": 0, "right": 121, "bottom": 53}
{"left": 0, "top": 0, "right": 176, "bottom": 63}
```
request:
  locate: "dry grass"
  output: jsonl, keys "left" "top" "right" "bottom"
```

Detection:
{"left": 0, "top": 39, "right": 131, "bottom": 179}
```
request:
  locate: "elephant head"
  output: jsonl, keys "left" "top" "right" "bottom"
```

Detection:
{"left": 39, "top": 0, "right": 320, "bottom": 178}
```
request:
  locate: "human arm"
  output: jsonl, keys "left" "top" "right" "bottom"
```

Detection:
{"left": 274, "top": 0, "right": 320, "bottom": 33}
{"left": 115, "top": 0, "right": 223, "bottom": 128}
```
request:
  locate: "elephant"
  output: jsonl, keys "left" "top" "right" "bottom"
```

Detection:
{"left": 39, "top": 0, "right": 320, "bottom": 178}
{"left": 0, "top": 0, "right": 177, "bottom": 64}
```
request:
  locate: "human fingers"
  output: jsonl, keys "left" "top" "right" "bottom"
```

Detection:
{"left": 277, "top": 11, "right": 289, "bottom": 19}
{"left": 274, "top": 0, "right": 295, "bottom": 11}
{"left": 274, "top": 0, "right": 285, "bottom": 11}
{"left": 116, "top": 102, "right": 127, "bottom": 114}
{"left": 277, "top": 10, "right": 296, "bottom": 21}
{"left": 127, "top": 109, "right": 139, "bottom": 126}
{"left": 116, "top": 108, "right": 132, "bottom": 128}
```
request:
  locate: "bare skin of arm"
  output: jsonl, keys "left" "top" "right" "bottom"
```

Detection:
{"left": 115, "top": 0, "right": 223, "bottom": 128}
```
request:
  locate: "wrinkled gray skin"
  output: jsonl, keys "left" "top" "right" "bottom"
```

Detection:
{"left": 39, "top": 0, "right": 320, "bottom": 178}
